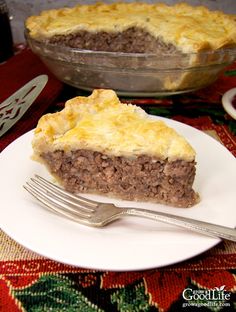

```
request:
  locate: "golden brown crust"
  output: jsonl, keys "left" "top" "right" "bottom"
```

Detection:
{"left": 26, "top": 2, "right": 236, "bottom": 53}
{"left": 32, "top": 89, "right": 195, "bottom": 161}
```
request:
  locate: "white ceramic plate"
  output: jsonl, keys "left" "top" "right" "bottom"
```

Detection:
{"left": 222, "top": 88, "right": 236, "bottom": 119}
{"left": 0, "top": 117, "right": 235, "bottom": 271}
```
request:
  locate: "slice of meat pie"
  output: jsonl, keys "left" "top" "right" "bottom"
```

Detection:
{"left": 32, "top": 89, "right": 199, "bottom": 207}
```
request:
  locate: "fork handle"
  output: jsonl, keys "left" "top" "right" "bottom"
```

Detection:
{"left": 124, "top": 208, "right": 236, "bottom": 242}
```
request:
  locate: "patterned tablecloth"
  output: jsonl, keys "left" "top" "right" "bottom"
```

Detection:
{"left": 0, "top": 47, "right": 235, "bottom": 312}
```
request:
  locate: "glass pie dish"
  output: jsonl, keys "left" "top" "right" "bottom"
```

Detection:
{"left": 25, "top": 30, "right": 236, "bottom": 97}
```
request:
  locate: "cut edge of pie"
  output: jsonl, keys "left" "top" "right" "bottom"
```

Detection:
{"left": 25, "top": 2, "right": 236, "bottom": 54}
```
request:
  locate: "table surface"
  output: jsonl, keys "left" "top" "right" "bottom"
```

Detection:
{"left": 0, "top": 46, "right": 235, "bottom": 312}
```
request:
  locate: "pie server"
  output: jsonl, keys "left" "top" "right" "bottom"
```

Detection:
{"left": 0, "top": 74, "right": 48, "bottom": 138}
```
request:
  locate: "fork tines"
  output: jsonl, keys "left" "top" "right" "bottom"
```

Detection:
{"left": 23, "top": 175, "right": 98, "bottom": 222}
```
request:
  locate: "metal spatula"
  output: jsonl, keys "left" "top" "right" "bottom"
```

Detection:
{"left": 0, "top": 74, "right": 48, "bottom": 138}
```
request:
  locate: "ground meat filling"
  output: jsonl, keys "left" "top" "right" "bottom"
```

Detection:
{"left": 49, "top": 27, "right": 178, "bottom": 54}
{"left": 41, "top": 149, "right": 198, "bottom": 208}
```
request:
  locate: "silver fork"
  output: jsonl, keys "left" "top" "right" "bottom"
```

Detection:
{"left": 23, "top": 175, "right": 236, "bottom": 242}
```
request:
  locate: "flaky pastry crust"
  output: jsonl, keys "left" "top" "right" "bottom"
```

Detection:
{"left": 32, "top": 89, "right": 195, "bottom": 162}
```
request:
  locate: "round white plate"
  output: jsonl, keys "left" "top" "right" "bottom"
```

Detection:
{"left": 222, "top": 87, "right": 236, "bottom": 119}
{"left": 0, "top": 117, "right": 235, "bottom": 271}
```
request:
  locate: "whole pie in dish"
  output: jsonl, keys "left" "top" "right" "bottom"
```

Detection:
{"left": 32, "top": 89, "right": 199, "bottom": 208}
{"left": 25, "top": 2, "right": 236, "bottom": 95}
{"left": 26, "top": 2, "right": 236, "bottom": 54}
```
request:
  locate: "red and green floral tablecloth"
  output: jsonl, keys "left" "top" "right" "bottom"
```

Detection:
{"left": 0, "top": 47, "right": 235, "bottom": 311}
